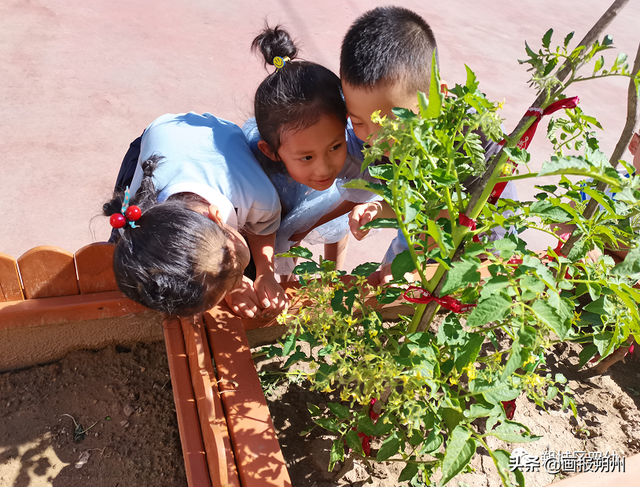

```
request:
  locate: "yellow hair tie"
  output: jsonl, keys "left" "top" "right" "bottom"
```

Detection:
{"left": 273, "top": 56, "right": 290, "bottom": 70}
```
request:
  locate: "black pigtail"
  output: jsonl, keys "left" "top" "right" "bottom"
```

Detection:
{"left": 251, "top": 25, "right": 298, "bottom": 67}
{"left": 132, "top": 155, "right": 161, "bottom": 210}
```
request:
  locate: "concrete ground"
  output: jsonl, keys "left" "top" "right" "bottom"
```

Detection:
{"left": 1, "top": 0, "right": 638, "bottom": 271}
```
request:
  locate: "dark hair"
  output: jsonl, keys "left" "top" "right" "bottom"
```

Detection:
{"left": 103, "top": 156, "right": 238, "bottom": 316}
{"left": 252, "top": 25, "right": 347, "bottom": 175}
{"left": 340, "top": 6, "right": 438, "bottom": 96}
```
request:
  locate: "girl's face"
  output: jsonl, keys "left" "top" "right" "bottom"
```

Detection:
{"left": 273, "top": 115, "right": 347, "bottom": 191}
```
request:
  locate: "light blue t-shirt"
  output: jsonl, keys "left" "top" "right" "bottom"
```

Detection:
{"left": 129, "top": 113, "right": 281, "bottom": 236}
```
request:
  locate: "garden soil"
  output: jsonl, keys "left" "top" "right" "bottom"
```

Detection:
{"left": 1, "top": 335, "right": 638, "bottom": 487}
{"left": 0, "top": 341, "right": 186, "bottom": 487}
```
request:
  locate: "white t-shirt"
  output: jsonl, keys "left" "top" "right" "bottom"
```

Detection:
{"left": 129, "top": 113, "right": 281, "bottom": 235}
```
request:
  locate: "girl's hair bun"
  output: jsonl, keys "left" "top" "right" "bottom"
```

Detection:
{"left": 251, "top": 25, "right": 298, "bottom": 66}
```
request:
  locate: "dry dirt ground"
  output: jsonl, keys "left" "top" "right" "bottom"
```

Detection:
{"left": 0, "top": 341, "right": 186, "bottom": 487}
{"left": 1, "top": 336, "right": 638, "bottom": 487}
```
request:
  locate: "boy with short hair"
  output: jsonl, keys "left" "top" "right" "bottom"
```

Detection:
{"left": 341, "top": 6, "right": 439, "bottom": 144}
{"left": 340, "top": 6, "right": 517, "bottom": 282}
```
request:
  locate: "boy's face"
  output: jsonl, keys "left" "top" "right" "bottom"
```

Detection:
{"left": 343, "top": 81, "right": 418, "bottom": 142}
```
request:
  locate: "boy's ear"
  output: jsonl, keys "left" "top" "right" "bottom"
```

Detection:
{"left": 257, "top": 140, "right": 278, "bottom": 161}
{"left": 207, "top": 205, "right": 224, "bottom": 224}
{"left": 629, "top": 133, "right": 639, "bottom": 156}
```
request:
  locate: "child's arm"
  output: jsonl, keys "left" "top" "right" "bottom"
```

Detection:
{"left": 246, "top": 232, "right": 289, "bottom": 313}
{"left": 290, "top": 200, "right": 362, "bottom": 242}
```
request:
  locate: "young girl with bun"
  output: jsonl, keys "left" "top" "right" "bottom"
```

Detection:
{"left": 105, "top": 112, "right": 287, "bottom": 318}
{"left": 244, "top": 25, "right": 380, "bottom": 276}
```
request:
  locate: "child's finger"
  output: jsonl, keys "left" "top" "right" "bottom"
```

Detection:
{"left": 379, "top": 263, "right": 393, "bottom": 285}
{"left": 232, "top": 302, "right": 256, "bottom": 319}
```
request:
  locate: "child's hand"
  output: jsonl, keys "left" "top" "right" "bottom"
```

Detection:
{"left": 348, "top": 202, "right": 383, "bottom": 240}
{"left": 378, "top": 263, "right": 394, "bottom": 285}
{"left": 224, "top": 275, "right": 262, "bottom": 318}
{"left": 254, "top": 273, "right": 289, "bottom": 315}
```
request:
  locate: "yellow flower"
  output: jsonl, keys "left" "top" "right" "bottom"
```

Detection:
{"left": 345, "top": 316, "right": 357, "bottom": 327}
{"left": 464, "top": 365, "right": 478, "bottom": 381}
{"left": 449, "top": 376, "right": 459, "bottom": 386}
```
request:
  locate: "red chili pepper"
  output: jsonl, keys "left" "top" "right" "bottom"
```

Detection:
{"left": 502, "top": 399, "right": 517, "bottom": 420}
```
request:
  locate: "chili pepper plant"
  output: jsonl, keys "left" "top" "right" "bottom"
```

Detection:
{"left": 269, "top": 28, "right": 640, "bottom": 486}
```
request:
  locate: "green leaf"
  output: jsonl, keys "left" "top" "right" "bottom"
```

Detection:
{"left": 327, "top": 402, "right": 351, "bottom": 420}
{"left": 307, "top": 402, "right": 321, "bottom": 416}
{"left": 454, "top": 333, "right": 484, "bottom": 372}
{"left": 293, "top": 261, "right": 321, "bottom": 275}
{"left": 538, "top": 156, "right": 592, "bottom": 176}
{"left": 427, "top": 219, "right": 448, "bottom": 255}
{"left": 377, "top": 435, "right": 401, "bottom": 461}
{"left": 594, "top": 55, "right": 605, "bottom": 74}
{"left": 470, "top": 377, "right": 520, "bottom": 404}
{"left": 345, "top": 430, "right": 365, "bottom": 456}
{"left": 392, "top": 107, "right": 417, "bottom": 120}
{"left": 579, "top": 343, "right": 598, "bottom": 368}
{"left": 441, "top": 258, "right": 481, "bottom": 296}
{"left": 563, "top": 31, "right": 574, "bottom": 48}
{"left": 372, "top": 418, "right": 395, "bottom": 436}
{"left": 492, "top": 420, "right": 540, "bottom": 443}
{"left": 283, "top": 350, "right": 307, "bottom": 368}
{"left": 329, "top": 438, "right": 344, "bottom": 471}
{"left": 437, "top": 314, "right": 465, "bottom": 346}
{"left": 611, "top": 245, "right": 640, "bottom": 278}
{"left": 409, "top": 430, "right": 424, "bottom": 446}
{"left": 583, "top": 296, "right": 607, "bottom": 315}
{"left": 491, "top": 449, "right": 525, "bottom": 487}
{"left": 351, "top": 261, "right": 381, "bottom": 278}
{"left": 466, "top": 294, "right": 513, "bottom": 328}
{"left": 368, "top": 164, "right": 394, "bottom": 181}
{"left": 542, "top": 28, "right": 553, "bottom": 49}
{"left": 442, "top": 408, "right": 464, "bottom": 432}
{"left": 422, "top": 429, "right": 443, "bottom": 453}
{"left": 465, "top": 64, "right": 479, "bottom": 92}
{"left": 331, "top": 289, "right": 346, "bottom": 314}
{"left": 439, "top": 426, "right": 476, "bottom": 486}
{"left": 341, "top": 178, "right": 386, "bottom": 196}
{"left": 356, "top": 416, "right": 376, "bottom": 436}
{"left": 529, "top": 200, "right": 572, "bottom": 223}
{"left": 282, "top": 333, "right": 297, "bottom": 355}
{"left": 399, "top": 463, "right": 420, "bottom": 482}
{"left": 379, "top": 287, "right": 403, "bottom": 304}
{"left": 361, "top": 218, "right": 400, "bottom": 230}
{"left": 426, "top": 51, "right": 444, "bottom": 119}
{"left": 417, "top": 90, "right": 430, "bottom": 119}
{"left": 581, "top": 187, "right": 615, "bottom": 216}
{"left": 501, "top": 341, "right": 523, "bottom": 380}
{"left": 391, "top": 250, "right": 417, "bottom": 280}
{"left": 278, "top": 246, "right": 313, "bottom": 259}
{"left": 315, "top": 417, "right": 342, "bottom": 433}
{"left": 532, "top": 300, "right": 569, "bottom": 339}
{"left": 518, "top": 325, "right": 537, "bottom": 348}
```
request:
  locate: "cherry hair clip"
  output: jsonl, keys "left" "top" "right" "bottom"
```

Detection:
{"left": 109, "top": 187, "right": 141, "bottom": 229}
